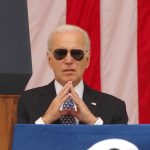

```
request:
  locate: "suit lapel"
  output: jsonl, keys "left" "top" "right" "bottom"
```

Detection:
{"left": 38, "top": 80, "right": 57, "bottom": 115}
{"left": 83, "top": 83, "right": 102, "bottom": 117}
{"left": 38, "top": 80, "right": 62, "bottom": 124}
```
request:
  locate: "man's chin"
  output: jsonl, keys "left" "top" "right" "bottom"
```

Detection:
{"left": 62, "top": 78, "right": 76, "bottom": 85}
{"left": 57, "top": 76, "right": 81, "bottom": 86}
{"left": 64, "top": 76, "right": 75, "bottom": 81}
{"left": 57, "top": 78, "right": 73, "bottom": 85}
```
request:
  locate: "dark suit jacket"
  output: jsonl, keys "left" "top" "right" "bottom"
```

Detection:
{"left": 17, "top": 80, "right": 128, "bottom": 124}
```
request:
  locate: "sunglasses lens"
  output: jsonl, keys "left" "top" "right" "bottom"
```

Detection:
{"left": 71, "top": 49, "right": 85, "bottom": 61}
{"left": 53, "top": 49, "right": 67, "bottom": 60}
{"left": 53, "top": 49, "right": 85, "bottom": 61}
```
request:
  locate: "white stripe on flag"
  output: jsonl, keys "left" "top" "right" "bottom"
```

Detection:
{"left": 100, "top": 0, "right": 138, "bottom": 124}
{"left": 26, "top": 0, "right": 67, "bottom": 90}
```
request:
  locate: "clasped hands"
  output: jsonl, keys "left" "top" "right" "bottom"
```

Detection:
{"left": 42, "top": 81, "right": 97, "bottom": 124}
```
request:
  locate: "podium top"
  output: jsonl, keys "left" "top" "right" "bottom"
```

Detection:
{"left": 13, "top": 124, "right": 150, "bottom": 150}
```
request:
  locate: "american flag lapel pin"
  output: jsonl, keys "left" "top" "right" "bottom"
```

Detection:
{"left": 91, "top": 102, "right": 96, "bottom": 106}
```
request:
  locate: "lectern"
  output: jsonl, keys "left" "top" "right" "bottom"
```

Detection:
{"left": 12, "top": 124, "right": 150, "bottom": 150}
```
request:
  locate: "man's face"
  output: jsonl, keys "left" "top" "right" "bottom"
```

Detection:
{"left": 48, "top": 30, "right": 90, "bottom": 86}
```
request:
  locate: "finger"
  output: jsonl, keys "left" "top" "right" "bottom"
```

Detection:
{"left": 59, "top": 93, "right": 70, "bottom": 105}
{"left": 60, "top": 109, "right": 71, "bottom": 116}
{"left": 70, "top": 84, "right": 80, "bottom": 98}
{"left": 58, "top": 81, "right": 71, "bottom": 95}
{"left": 57, "top": 81, "right": 72, "bottom": 99}
{"left": 69, "top": 93, "right": 80, "bottom": 106}
{"left": 70, "top": 109, "right": 78, "bottom": 117}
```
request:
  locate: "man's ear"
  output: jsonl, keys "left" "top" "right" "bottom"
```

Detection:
{"left": 47, "top": 52, "right": 52, "bottom": 68}
{"left": 85, "top": 52, "right": 90, "bottom": 69}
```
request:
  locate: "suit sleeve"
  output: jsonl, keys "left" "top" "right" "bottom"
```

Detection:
{"left": 17, "top": 96, "right": 28, "bottom": 124}
{"left": 112, "top": 101, "right": 128, "bottom": 124}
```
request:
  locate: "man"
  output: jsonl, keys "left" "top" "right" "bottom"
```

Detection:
{"left": 17, "top": 24, "right": 128, "bottom": 124}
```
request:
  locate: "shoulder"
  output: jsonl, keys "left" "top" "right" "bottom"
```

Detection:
{"left": 19, "top": 81, "right": 55, "bottom": 103}
{"left": 84, "top": 82, "right": 125, "bottom": 105}
{"left": 22, "top": 84, "right": 51, "bottom": 96}
{"left": 98, "top": 91, "right": 124, "bottom": 105}
{"left": 99, "top": 92, "right": 125, "bottom": 106}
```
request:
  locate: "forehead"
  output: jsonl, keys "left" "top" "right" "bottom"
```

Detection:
{"left": 50, "top": 30, "right": 86, "bottom": 49}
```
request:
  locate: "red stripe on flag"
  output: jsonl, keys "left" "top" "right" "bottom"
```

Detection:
{"left": 138, "top": 0, "right": 150, "bottom": 123}
{"left": 66, "top": 0, "right": 101, "bottom": 91}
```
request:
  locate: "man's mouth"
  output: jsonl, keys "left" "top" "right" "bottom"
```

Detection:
{"left": 63, "top": 69, "right": 75, "bottom": 72}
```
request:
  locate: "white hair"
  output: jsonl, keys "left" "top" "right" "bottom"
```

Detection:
{"left": 47, "top": 24, "right": 90, "bottom": 51}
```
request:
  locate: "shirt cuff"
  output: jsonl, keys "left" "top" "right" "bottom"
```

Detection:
{"left": 94, "top": 117, "right": 103, "bottom": 125}
{"left": 35, "top": 117, "right": 45, "bottom": 124}
{"left": 35, "top": 117, "right": 103, "bottom": 125}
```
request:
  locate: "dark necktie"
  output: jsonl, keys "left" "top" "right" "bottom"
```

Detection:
{"left": 60, "top": 98, "right": 76, "bottom": 125}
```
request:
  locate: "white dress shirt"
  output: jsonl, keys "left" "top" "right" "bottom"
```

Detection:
{"left": 35, "top": 80, "right": 103, "bottom": 125}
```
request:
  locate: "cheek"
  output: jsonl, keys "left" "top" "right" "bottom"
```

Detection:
{"left": 82, "top": 59, "right": 89, "bottom": 69}
{"left": 78, "top": 63, "right": 87, "bottom": 73}
{"left": 50, "top": 59, "right": 61, "bottom": 69}
{"left": 52, "top": 64, "right": 61, "bottom": 73}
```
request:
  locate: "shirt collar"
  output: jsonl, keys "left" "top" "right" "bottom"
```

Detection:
{"left": 54, "top": 80, "right": 84, "bottom": 99}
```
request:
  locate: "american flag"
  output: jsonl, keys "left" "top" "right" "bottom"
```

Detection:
{"left": 26, "top": 0, "right": 150, "bottom": 124}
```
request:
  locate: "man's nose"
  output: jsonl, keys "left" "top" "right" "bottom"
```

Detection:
{"left": 65, "top": 52, "right": 73, "bottom": 63}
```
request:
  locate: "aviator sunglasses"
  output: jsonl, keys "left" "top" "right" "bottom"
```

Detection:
{"left": 50, "top": 48, "right": 88, "bottom": 61}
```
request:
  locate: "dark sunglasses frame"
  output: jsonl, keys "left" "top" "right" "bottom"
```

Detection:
{"left": 49, "top": 48, "right": 88, "bottom": 61}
